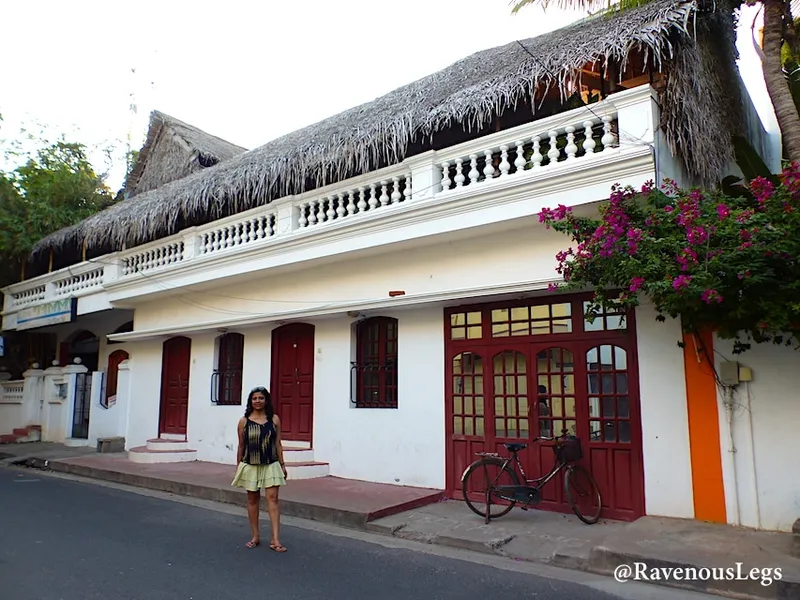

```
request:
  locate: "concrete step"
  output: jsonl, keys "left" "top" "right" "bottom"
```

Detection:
{"left": 284, "top": 447, "right": 314, "bottom": 462}
{"left": 286, "top": 461, "right": 329, "bottom": 480}
{"left": 282, "top": 440, "right": 311, "bottom": 450}
{"left": 128, "top": 446, "right": 198, "bottom": 464}
{"left": 64, "top": 438, "right": 92, "bottom": 447}
{"left": 1, "top": 425, "right": 42, "bottom": 444}
{"left": 146, "top": 438, "right": 189, "bottom": 451}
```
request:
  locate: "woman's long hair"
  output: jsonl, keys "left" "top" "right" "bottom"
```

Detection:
{"left": 244, "top": 386, "right": 274, "bottom": 420}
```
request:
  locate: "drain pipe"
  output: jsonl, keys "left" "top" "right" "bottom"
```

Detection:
{"left": 722, "top": 385, "right": 742, "bottom": 527}
{"left": 745, "top": 383, "right": 762, "bottom": 529}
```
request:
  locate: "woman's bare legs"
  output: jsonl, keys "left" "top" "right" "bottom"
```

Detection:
{"left": 245, "top": 490, "right": 261, "bottom": 548}
{"left": 265, "top": 486, "right": 286, "bottom": 551}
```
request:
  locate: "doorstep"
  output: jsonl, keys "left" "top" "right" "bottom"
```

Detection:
{"left": 44, "top": 454, "right": 444, "bottom": 528}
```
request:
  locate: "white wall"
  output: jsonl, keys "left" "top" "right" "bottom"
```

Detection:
{"left": 313, "top": 307, "right": 446, "bottom": 488}
{"left": 133, "top": 222, "right": 571, "bottom": 331}
{"left": 124, "top": 339, "right": 163, "bottom": 449}
{"left": 635, "top": 303, "right": 695, "bottom": 518}
{"left": 124, "top": 307, "right": 447, "bottom": 489}
{"left": 714, "top": 336, "right": 800, "bottom": 532}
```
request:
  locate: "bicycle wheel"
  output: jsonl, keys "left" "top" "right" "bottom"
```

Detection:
{"left": 461, "top": 458, "right": 520, "bottom": 521}
{"left": 564, "top": 464, "right": 602, "bottom": 524}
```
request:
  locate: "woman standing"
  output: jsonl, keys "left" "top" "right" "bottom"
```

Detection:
{"left": 231, "top": 386, "right": 289, "bottom": 551}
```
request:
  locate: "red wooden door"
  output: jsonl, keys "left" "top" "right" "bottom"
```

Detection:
{"left": 159, "top": 337, "right": 191, "bottom": 436}
{"left": 105, "top": 349, "right": 129, "bottom": 404}
{"left": 448, "top": 349, "right": 488, "bottom": 493}
{"left": 579, "top": 340, "right": 643, "bottom": 521}
{"left": 271, "top": 323, "right": 314, "bottom": 443}
{"left": 445, "top": 296, "right": 645, "bottom": 522}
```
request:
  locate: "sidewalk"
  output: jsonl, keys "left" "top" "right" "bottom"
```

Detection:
{"left": 3, "top": 443, "right": 799, "bottom": 600}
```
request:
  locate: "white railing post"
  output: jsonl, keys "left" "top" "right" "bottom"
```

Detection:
{"left": 612, "top": 87, "right": 657, "bottom": 148}
{"left": 182, "top": 228, "right": 202, "bottom": 260}
{"left": 22, "top": 362, "right": 46, "bottom": 428}
{"left": 103, "top": 257, "right": 122, "bottom": 284}
{"left": 402, "top": 150, "right": 441, "bottom": 201}
{"left": 276, "top": 198, "right": 299, "bottom": 236}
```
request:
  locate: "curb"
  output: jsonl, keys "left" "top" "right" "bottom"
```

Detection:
{"left": 47, "top": 459, "right": 371, "bottom": 530}
{"left": 588, "top": 546, "right": 800, "bottom": 600}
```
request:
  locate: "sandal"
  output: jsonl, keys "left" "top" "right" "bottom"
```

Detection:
{"left": 269, "top": 543, "right": 287, "bottom": 553}
{"left": 245, "top": 539, "right": 260, "bottom": 549}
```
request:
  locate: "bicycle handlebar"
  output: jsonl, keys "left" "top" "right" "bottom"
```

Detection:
{"left": 532, "top": 428, "right": 573, "bottom": 443}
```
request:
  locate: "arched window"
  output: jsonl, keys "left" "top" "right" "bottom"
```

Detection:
{"left": 353, "top": 317, "right": 398, "bottom": 408}
{"left": 213, "top": 333, "right": 244, "bottom": 405}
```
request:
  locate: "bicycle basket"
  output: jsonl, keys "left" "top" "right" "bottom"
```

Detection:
{"left": 554, "top": 436, "right": 583, "bottom": 463}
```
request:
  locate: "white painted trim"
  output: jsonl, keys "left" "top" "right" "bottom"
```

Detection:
{"left": 107, "top": 278, "right": 561, "bottom": 342}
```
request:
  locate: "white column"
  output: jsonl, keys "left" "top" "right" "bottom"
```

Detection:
{"left": 40, "top": 361, "right": 65, "bottom": 441}
{"left": 402, "top": 150, "right": 441, "bottom": 201}
{"left": 117, "top": 359, "right": 132, "bottom": 447}
{"left": 22, "top": 363, "right": 45, "bottom": 427}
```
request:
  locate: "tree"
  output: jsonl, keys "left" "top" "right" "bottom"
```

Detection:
{"left": 0, "top": 135, "right": 116, "bottom": 288}
{"left": 511, "top": 0, "right": 800, "bottom": 163}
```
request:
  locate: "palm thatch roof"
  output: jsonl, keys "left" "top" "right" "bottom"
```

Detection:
{"left": 123, "top": 110, "right": 247, "bottom": 198}
{"left": 32, "top": 0, "right": 742, "bottom": 257}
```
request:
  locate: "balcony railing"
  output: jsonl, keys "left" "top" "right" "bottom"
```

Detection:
{"left": 2, "top": 84, "right": 657, "bottom": 317}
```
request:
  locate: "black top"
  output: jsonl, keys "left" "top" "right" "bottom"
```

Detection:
{"left": 241, "top": 417, "right": 278, "bottom": 465}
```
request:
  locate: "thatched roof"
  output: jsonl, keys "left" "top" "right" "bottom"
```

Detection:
{"left": 123, "top": 110, "right": 247, "bottom": 197}
{"left": 32, "top": 0, "right": 742, "bottom": 257}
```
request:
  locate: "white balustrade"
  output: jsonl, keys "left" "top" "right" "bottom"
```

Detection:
{"left": 53, "top": 267, "right": 104, "bottom": 297}
{"left": 1, "top": 381, "right": 24, "bottom": 402}
{"left": 121, "top": 240, "right": 185, "bottom": 276}
{"left": 296, "top": 172, "right": 411, "bottom": 230}
{"left": 10, "top": 285, "right": 46, "bottom": 309}
{"left": 3, "top": 85, "right": 655, "bottom": 314}
{"left": 436, "top": 112, "right": 618, "bottom": 193}
{"left": 199, "top": 210, "right": 277, "bottom": 256}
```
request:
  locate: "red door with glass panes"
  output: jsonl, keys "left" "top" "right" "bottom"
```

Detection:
{"left": 445, "top": 294, "right": 644, "bottom": 521}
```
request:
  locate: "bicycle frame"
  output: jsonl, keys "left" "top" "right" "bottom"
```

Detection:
{"left": 475, "top": 447, "right": 566, "bottom": 504}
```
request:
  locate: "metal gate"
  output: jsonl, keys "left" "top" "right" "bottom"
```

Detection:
{"left": 71, "top": 372, "right": 92, "bottom": 439}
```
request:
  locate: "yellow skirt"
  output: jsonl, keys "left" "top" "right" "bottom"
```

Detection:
{"left": 231, "top": 461, "right": 286, "bottom": 491}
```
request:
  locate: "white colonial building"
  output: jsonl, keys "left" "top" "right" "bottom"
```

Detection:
{"left": 2, "top": 0, "right": 798, "bottom": 532}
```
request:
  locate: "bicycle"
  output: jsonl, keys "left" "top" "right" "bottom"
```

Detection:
{"left": 460, "top": 429, "right": 602, "bottom": 525}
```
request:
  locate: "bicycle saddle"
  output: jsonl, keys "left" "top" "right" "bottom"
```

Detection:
{"left": 503, "top": 443, "right": 528, "bottom": 452}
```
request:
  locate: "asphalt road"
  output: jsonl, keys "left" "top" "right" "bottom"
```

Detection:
{"left": 0, "top": 467, "right": 716, "bottom": 600}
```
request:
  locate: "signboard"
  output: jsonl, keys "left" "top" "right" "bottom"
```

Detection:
{"left": 16, "top": 297, "right": 77, "bottom": 331}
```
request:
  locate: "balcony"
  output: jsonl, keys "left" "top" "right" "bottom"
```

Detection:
{"left": 2, "top": 84, "right": 660, "bottom": 330}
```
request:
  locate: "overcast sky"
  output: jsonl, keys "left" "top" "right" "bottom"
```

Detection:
{"left": 0, "top": 1, "right": 773, "bottom": 191}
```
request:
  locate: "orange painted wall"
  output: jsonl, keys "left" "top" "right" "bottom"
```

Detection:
{"left": 683, "top": 329, "right": 727, "bottom": 523}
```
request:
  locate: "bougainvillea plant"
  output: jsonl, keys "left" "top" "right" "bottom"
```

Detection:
{"left": 538, "top": 163, "right": 800, "bottom": 354}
